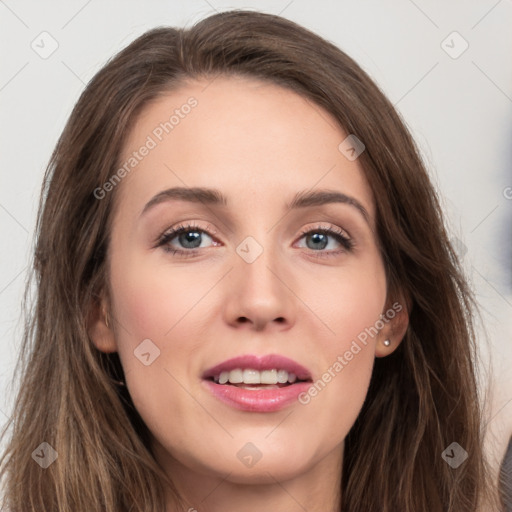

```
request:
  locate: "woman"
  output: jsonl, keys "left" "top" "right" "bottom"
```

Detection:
{"left": 0, "top": 9, "right": 501, "bottom": 511}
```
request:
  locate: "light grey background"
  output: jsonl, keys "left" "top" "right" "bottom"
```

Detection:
{"left": 1, "top": 0, "right": 511, "bottom": 478}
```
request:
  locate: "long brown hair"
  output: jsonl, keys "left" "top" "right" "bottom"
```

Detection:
{"left": 0, "top": 10, "right": 501, "bottom": 511}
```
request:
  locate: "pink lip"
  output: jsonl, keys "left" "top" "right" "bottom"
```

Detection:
{"left": 202, "top": 354, "right": 312, "bottom": 381}
{"left": 202, "top": 380, "right": 312, "bottom": 412}
{"left": 202, "top": 354, "right": 313, "bottom": 413}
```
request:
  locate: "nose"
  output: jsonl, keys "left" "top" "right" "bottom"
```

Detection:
{"left": 223, "top": 241, "right": 296, "bottom": 332}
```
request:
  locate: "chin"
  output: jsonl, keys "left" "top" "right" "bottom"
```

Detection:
{"left": 207, "top": 456, "right": 313, "bottom": 485}
{"left": 166, "top": 437, "right": 318, "bottom": 484}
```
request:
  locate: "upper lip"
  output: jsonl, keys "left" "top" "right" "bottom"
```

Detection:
{"left": 202, "top": 354, "right": 312, "bottom": 381}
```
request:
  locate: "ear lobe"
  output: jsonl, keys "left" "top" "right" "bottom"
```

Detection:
{"left": 86, "top": 297, "right": 117, "bottom": 353}
{"left": 374, "top": 294, "right": 411, "bottom": 358}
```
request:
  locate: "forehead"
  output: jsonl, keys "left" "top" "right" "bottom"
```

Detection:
{"left": 112, "top": 75, "right": 375, "bottom": 222}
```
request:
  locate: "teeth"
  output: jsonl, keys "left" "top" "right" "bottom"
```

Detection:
{"left": 214, "top": 368, "right": 301, "bottom": 385}
{"left": 261, "top": 369, "right": 277, "bottom": 384}
{"left": 276, "top": 370, "right": 288, "bottom": 384}
{"left": 243, "top": 369, "right": 260, "bottom": 384}
{"left": 228, "top": 369, "right": 243, "bottom": 383}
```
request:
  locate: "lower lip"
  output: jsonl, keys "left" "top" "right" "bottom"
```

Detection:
{"left": 202, "top": 380, "right": 311, "bottom": 412}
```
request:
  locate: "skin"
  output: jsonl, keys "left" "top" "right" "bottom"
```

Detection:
{"left": 89, "top": 75, "right": 409, "bottom": 511}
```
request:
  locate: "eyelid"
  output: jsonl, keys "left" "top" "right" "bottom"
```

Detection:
{"left": 296, "top": 223, "right": 354, "bottom": 254}
{"left": 154, "top": 221, "right": 217, "bottom": 246}
{"left": 155, "top": 221, "right": 354, "bottom": 257}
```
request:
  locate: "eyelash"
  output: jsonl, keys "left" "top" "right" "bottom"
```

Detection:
{"left": 155, "top": 222, "right": 354, "bottom": 259}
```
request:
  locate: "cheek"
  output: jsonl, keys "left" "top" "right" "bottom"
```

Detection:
{"left": 298, "top": 316, "right": 377, "bottom": 445}
{"left": 107, "top": 254, "right": 182, "bottom": 384}
{"left": 107, "top": 260, "right": 202, "bottom": 430}
{"left": 107, "top": 252, "right": 217, "bottom": 401}
{"left": 109, "top": 251, "right": 211, "bottom": 345}
{"left": 299, "top": 255, "right": 385, "bottom": 427}
{"left": 315, "top": 256, "right": 387, "bottom": 344}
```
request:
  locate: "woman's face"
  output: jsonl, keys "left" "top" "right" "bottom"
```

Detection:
{"left": 92, "top": 76, "right": 404, "bottom": 488}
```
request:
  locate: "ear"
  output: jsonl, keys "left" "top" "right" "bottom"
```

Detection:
{"left": 86, "top": 293, "right": 117, "bottom": 353}
{"left": 374, "top": 291, "right": 411, "bottom": 358}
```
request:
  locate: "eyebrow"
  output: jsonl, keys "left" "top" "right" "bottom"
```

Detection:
{"left": 140, "top": 186, "right": 370, "bottom": 224}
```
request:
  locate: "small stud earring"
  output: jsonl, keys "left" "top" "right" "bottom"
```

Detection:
{"left": 383, "top": 339, "right": 391, "bottom": 347}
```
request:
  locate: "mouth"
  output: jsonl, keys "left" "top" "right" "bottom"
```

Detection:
{"left": 201, "top": 354, "right": 313, "bottom": 412}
